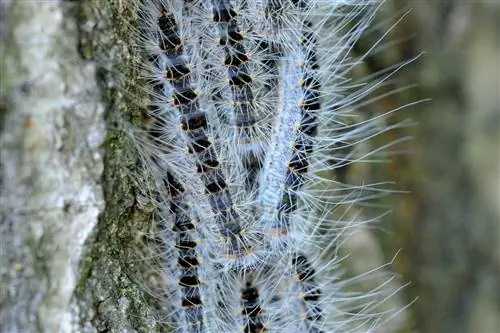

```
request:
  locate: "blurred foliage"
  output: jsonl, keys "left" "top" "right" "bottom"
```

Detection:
{"left": 355, "top": 1, "right": 500, "bottom": 332}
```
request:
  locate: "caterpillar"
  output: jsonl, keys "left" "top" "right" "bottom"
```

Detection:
{"left": 0, "top": 0, "right": 412, "bottom": 331}
{"left": 0, "top": 0, "right": 422, "bottom": 331}
{"left": 116, "top": 0, "right": 418, "bottom": 332}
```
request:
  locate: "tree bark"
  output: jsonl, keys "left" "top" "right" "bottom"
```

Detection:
{"left": 1, "top": 1, "right": 158, "bottom": 332}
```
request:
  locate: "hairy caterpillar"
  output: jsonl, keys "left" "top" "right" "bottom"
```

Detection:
{"left": 0, "top": 0, "right": 417, "bottom": 332}
{"left": 109, "top": 0, "right": 419, "bottom": 332}
{"left": 111, "top": 0, "right": 420, "bottom": 332}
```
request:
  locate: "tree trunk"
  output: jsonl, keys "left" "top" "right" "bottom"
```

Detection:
{"left": 1, "top": 1, "right": 157, "bottom": 332}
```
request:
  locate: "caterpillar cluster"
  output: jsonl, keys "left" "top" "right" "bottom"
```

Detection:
{"left": 125, "top": 0, "right": 411, "bottom": 332}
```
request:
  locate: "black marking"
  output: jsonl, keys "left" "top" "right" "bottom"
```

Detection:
{"left": 219, "top": 27, "right": 245, "bottom": 46}
{"left": 205, "top": 178, "right": 227, "bottom": 194}
{"left": 241, "top": 285, "right": 259, "bottom": 302}
{"left": 172, "top": 218, "right": 195, "bottom": 232}
{"left": 181, "top": 296, "right": 202, "bottom": 307}
{"left": 176, "top": 239, "right": 197, "bottom": 251}
{"left": 179, "top": 274, "right": 200, "bottom": 288}
{"left": 301, "top": 74, "right": 321, "bottom": 91}
{"left": 228, "top": 67, "right": 252, "bottom": 86}
{"left": 292, "top": 254, "right": 324, "bottom": 326}
{"left": 213, "top": 5, "right": 237, "bottom": 22}
{"left": 284, "top": 169, "right": 304, "bottom": 189}
{"left": 180, "top": 112, "right": 207, "bottom": 131}
{"left": 173, "top": 88, "right": 198, "bottom": 105}
{"left": 178, "top": 256, "right": 199, "bottom": 268}
{"left": 189, "top": 138, "right": 212, "bottom": 154}
{"left": 301, "top": 32, "right": 320, "bottom": 69}
{"left": 306, "top": 306, "right": 323, "bottom": 321}
{"left": 288, "top": 152, "right": 309, "bottom": 173}
{"left": 165, "top": 172, "right": 185, "bottom": 197}
{"left": 196, "top": 146, "right": 219, "bottom": 167}
{"left": 228, "top": 27, "right": 244, "bottom": 43}
{"left": 165, "top": 63, "right": 190, "bottom": 81}
{"left": 302, "top": 92, "right": 321, "bottom": 111}
{"left": 196, "top": 159, "right": 220, "bottom": 173}
{"left": 157, "top": 12, "right": 183, "bottom": 54}
{"left": 300, "top": 29, "right": 315, "bottom": 45}
{"left": 293, "top": 255, "right": 315, "bottom": 281}
{"left": 241, "top": 282, "right": 266, "bottom": 333}
{"left": 224, "top": 49, "right": 249, "bottom": 67}
{"left": 292, "top": 137, "right": 313, "bottom": 154}
{"left": 151, "top": 80, "right": 165, "bottom": 96}
{"left": 303, "top": 284, "right": 321, "bottom": 302}
{"left": 264, "top": 0, "right": 284, "bottom": 20}
{"left": 158, "top": 12, "right": 176, "bottom": 35}
{"left": 298, "top": 113, "right": 318, "bottom": 136}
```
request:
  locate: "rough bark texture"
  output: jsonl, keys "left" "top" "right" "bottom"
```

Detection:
{"left": 1, "top": 1, "right": 158, "bottom": 332}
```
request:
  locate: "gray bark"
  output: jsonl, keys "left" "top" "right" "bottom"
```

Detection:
{"left": 1, "top": 1, "right": 158, "bottom": 332}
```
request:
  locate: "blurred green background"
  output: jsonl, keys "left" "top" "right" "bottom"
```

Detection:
{"left": 352, "top": 1, "right": 499, "bottom": 332}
